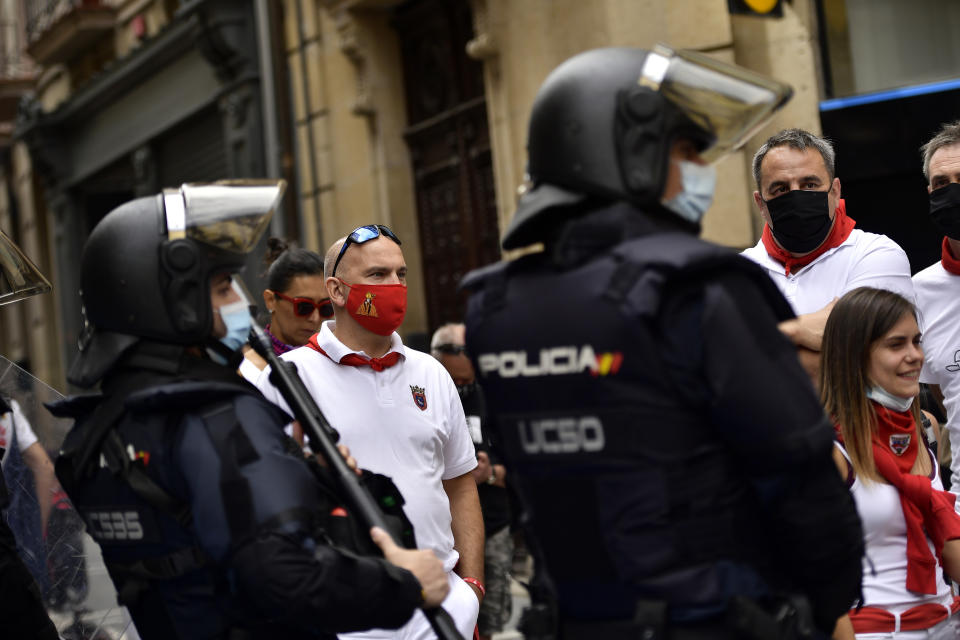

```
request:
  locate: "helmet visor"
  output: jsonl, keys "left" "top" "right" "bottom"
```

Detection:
{"left": 164, "top": 179, "right": 286, "bottom": 254}
{"left": 0, "top": 228, "right": 52, "bottom": 306}
{"left": 641, "top": 45, "right": 793, "bottom": 163}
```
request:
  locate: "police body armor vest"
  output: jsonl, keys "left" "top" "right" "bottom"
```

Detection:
{"left": 51, "top": 346, "right": 418, "bottom": 640}
{"left": 463, "top": 205, "right": 796, "bottom": 621}
{"left": 52, "top": 378, "right": 299, "bottom": 638}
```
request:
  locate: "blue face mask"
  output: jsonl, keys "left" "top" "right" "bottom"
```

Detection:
{"left": 866, "top": 385, "right": 914, "bottom": 413}
{"left": 217, "top": 299, "right": 252, "bottom": 352}
{"left": 661, "top": 161, "right": 717, "bottom": 224}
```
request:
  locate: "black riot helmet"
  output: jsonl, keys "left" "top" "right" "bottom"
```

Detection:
{"left": 502, "top": 45, "right": 792, "bottom": 249}
{"left": 69, "top": 180, "right": 285, "bottom": 387}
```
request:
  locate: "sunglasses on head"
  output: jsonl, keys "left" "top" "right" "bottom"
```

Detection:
{"left": 331, "top": 224, "right": 402, "bottom": 277}
{"left": 433, "top": 343, "right": 467, "bottom": 355}
{"left": 273, "top": 291, "right": 334, "bottom": 319}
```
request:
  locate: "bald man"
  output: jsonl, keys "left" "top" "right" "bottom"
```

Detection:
{"left": 256, "top": 225, "right": 483, "bottom": 640}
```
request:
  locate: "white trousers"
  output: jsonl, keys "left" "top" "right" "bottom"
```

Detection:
{"left": 339, "top": 571, "right": 480, "bottom": 640}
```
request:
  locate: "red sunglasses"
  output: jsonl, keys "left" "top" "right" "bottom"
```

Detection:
{"left": 273, "top": 291, "right": 334, "bottom": 319}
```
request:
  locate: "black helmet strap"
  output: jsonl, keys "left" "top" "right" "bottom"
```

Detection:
{"left": 203, "top": 337, "right": 246, "bottom": 370}
{"left": 160, "top": 239, "right": 205, "bottom": 336}
{"left": 614, "top": 86, "right": 668, "bottom": 204}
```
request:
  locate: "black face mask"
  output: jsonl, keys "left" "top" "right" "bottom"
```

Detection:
{"left": 764, "top": 189, "right": 833, "bottom": 254}
{"left": 930, "top": 183, "right": 960, "bottom": 240}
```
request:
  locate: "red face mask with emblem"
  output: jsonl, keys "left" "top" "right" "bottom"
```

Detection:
{"left": 339, "top": 280, "right": 407, "bottom": 336}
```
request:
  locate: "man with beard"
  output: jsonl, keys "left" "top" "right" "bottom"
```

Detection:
{"left": 742, "top": 128, "right": 914, "bottom": 379}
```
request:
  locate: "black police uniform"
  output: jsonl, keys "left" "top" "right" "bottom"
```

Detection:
{"left": 460, "top": 385, "right": 511, "bottom": 540}
{"left": 50, "top": 342, "right": 423, "bottom": 639}
{"left": 463, "top": 202, "right": 863, "bottom": 638}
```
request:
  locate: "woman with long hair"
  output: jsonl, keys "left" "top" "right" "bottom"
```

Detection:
{"left": 822, "top": 287, "right": 960, "bottom": 638}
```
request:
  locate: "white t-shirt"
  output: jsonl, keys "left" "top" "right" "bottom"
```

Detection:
{"left": 0, "top": 398, "right": 39, "bottom": 464}
{"left": 741, "top": 228, "right": 915, "bottom": 315}
{"left": 238, "top": 357, "right": 262, "bottom": 384}
{"left": 255, "top": 322, "right": 477, "bottom": 571}
{"left": 914, "top": 261, "right": 960, "bottom": 487}
{"left": 836, "top": 443, "right": 953, "bottom": 614}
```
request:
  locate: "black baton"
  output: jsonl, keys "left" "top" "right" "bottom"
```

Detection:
{"left": 248, "top": 323, "right": 465, "bottom": 640}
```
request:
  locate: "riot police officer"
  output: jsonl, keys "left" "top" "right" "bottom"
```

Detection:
{"left": 462, "top": 47, "right": 863, "bottom": 639}
{"left": 49, "top": 181, "right": 449, "bottom": 639}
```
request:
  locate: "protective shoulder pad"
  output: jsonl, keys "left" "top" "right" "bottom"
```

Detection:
{"left": 460, "top": 259, "right": 511, "bottom": 292}
{"left": 612, "top": 231, "right": 735, "bottom": 273}
{"left": 613, "top": 232, "right": 794, "bottom": 321}
{"left": 125, "top": 381, "right": 275, "bottom": 414}
{"left": 45, "top": 393, "right": 104, "bottom": 419}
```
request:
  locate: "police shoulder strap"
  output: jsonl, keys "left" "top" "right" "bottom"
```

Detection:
{"left": 199, "top": 401, "right": 259, "bottom": 545}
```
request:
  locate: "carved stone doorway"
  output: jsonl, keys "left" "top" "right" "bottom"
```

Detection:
{"left": 394, "top": 0, "right": 499, "bottom": 331}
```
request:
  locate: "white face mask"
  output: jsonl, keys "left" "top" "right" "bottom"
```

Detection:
{"left": 866, "top": 385, "right": 914, "bottom": 413}
{"left": 661, "top": 161, "right": 717, "bottom": 224}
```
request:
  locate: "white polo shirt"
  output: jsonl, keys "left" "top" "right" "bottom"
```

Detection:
{"left": 914, "top": 261, "right": 960, "bottom": 487}
{"left": 741, "top": 228, "right": 915, "bottom": 315}
{"left": 255, "top": 322, "right": 477, "bottom": 571}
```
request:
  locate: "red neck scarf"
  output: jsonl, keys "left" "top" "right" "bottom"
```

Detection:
{"left": 306, "top": 334, "right": 401, "bottom": 372}
{"left": 761, "top": 199, "right": 856, "bottom": 275}
{"left": 869, "top": 402, "right": 960, "bottom": 594}
{"left": 940, "top": 237, "right": 960, "bottom": 276}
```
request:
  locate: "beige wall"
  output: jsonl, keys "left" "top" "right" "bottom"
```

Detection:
{"left": 303, "top": 0, "right": 825, "bottom": 338}
{"left": 0, "top": 171, "right": 27, "bottom": 367}
{"left": 2, "top": 0, "right": 827, "bottom": 384}
{"left": 289, "top": 0, "right": 429, "bottom": 335}
{"left": 731, "top": 0, "right": 824, "bottom": 239}
{"left": 9, "top": 142, "right": 61, "bottom": 388}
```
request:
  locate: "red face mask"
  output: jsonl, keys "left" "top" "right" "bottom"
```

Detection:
{"left": 340, "top": 280, "right": 407, "bottom": 336}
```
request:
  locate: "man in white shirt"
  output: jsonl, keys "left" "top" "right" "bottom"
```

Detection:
{"left": 912, "top": 120, "right": 960, "bottom": 487}
{"left": 256, "top": 224, "right": 483, "bottom": 640}
{"left": 742, "top": 128, "right": 914, "bottom": 379}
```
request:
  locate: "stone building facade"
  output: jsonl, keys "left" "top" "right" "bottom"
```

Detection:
{"left": 0, "top": 0, "right": 827, "bottom": 390}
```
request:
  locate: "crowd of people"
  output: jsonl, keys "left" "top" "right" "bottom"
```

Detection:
{"left": 5, "top": 43, "right": 960, "bottom": 640}
{"left": 462, "top": 47, "right": 960, "bottom": 640}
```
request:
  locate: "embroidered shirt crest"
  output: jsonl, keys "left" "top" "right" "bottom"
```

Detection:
{"left": 889, "top": 433, "right": 911, "bottom": 456}
{"left": 410, "top": 385, "right": 427, "bottom": 411}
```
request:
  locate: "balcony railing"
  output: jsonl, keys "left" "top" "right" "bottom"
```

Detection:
{"left": 26, "top": 0, "right": 83, "bottom": 42}
{"left": 0, "top": 17, "right": 35, "bottom": 133}
{"left": 25, "top": 0, "right": 115, "bottom": 67}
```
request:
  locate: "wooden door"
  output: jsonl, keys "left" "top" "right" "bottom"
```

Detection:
{"left": 394, "top": 0, "right": 500, "bottom": 330}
